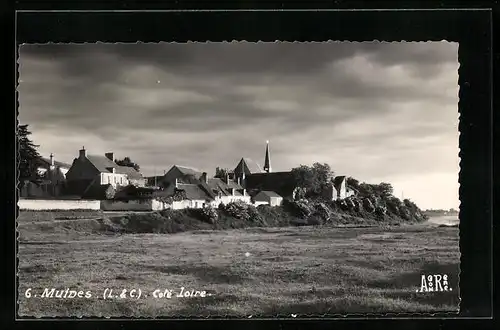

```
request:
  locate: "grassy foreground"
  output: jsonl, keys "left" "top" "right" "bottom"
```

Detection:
{"left": 17, "top": 211, "right": 459, "bottom": 317}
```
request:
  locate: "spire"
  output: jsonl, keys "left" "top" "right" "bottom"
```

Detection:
{"left": 264, "top": 140, "right": 272, "bottom": 173}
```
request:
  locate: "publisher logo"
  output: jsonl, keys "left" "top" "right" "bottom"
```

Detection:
{"left": 416, "top": 274, "right": 452, "bottom": 293}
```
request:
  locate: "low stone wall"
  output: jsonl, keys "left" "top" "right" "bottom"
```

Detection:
{"left": 18, "top": 198, "right": 101, "bottom": 210}
{"left": 100, "top": 199, "right": 166, "bottom": 211}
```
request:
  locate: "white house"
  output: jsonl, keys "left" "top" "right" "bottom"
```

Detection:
{"left": 37, "top": 153, "right": 71, "bottom": 184}
{"left": 323, "top": 176, "right": 356, "bottom": 201}
{"left": 252, "top": 190, "right": 283, "bottom": 207}
{"left": 206, "top": 177, "right": 251, "bottom": 206}
{"left": 31, "top": 153, "right": 73, "bottom": 197}
{"left": 161, "top": 178, "right": 215, "bottom": 210}
{"left": 65, "top": 147, "right": 145, "bottom": 197}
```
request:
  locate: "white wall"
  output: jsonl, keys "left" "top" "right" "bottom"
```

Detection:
{"left": 171, "top": 199, "right": 206, "bottom": 210}
{"left": 100, "top": 199, "right": 165, "bottom": 211}
{"left": 18, "top": 199, "right": 101, "bottom": 210}
{"left": 151, "top": 199, "right": 165, "bottom": 210}
{"left": 270, "top": 196, "right": 283, "bottom": 207}
{"left": 215, "top": 195, "right": 252, "bottom": 206}
{"left": 100, "top": 173, "right": 128, "bottom": 187}
{"left": 60, "top": 168, "right": 69, "bottom": 177}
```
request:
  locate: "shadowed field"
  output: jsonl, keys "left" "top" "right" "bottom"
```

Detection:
{"left": 17, "top": 213, "right": 460, "bottom": 318}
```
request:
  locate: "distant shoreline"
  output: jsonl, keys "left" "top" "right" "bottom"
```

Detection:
{"left": 423, "top": 211, "right": 459, "bottom": 217}
{"left": 426, "top": 215, "right": 459, "bottom": 227}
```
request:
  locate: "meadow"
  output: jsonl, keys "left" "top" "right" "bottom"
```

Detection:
{"left": 17, "top": 211, "right": 460, "bottom": 318}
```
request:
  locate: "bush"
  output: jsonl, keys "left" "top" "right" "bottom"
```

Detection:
{"left": 199, "top": 205, "right": 219, "bottom": 224}
{"left": 375, "top": 204, "right": 388, "bottom": 220}
{"left": 221, "top": 201, "right": 251, "bottom": 221}
{"left": 307, "top": 215, "right": 323, "bottom": 226}
{"left": 256, "top": 205, "right": 295, "bottom": 227}
{"left": 246, "top": 204, "right": 265, "bottom": 224}
{"left": 311, "top": 202, "right": 331, "bottom": 221}
{"left": 283, "top": 198, "right": 313, "bottom": 218}
{"left": 337, "top": 199, "right": 349, "bottom": 211}
{"left": 123, "top": 212, "right": 173, "bottom": 233}
{"left": 363, "top": 198, "right": 376, "bottom": 213}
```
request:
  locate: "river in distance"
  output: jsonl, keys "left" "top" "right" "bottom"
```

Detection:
{"left": 426, "top": 215, "right": 460, "bottom": 226}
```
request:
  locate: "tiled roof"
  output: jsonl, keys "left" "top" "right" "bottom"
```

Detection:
{"left": 333, "top": 176, "right": 346, "bottom": 190}
{"left": 207, "top": 178, "right": 244, "bottom": 196}
{"left": 225, "top": 179, "right": 243, "bottom": 190}
{"left": 256, "top": 190, "right": 282, "bottom": 198}
{"left": 40, "top": 157, "right": 72, "bottom": 169}
{"left": 207, "top": 178, "right": 228, "bottom": 195}
{"left": 245, "top": 171, "right": 297, "bottom": 198}
{"left": 174, "top": 165, "right": 203, "bottom": 177}
{"left": 86, "top": 155, "right": 118, "bottom": 172}
{"left": 234, "top": 158, "right": 263, "bottom": 175}
{"left": 86, "top": 155, "right": 143, "bottom": 179}
{"left": 117, "top": 165, "right": 143, "bottom": 180}
{"left": 177, "top": 183, "right": 215, "bottom": 201}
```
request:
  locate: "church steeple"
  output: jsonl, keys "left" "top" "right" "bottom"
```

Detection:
{"left": 264, "top": 140, "right": 272, "bottom": 173}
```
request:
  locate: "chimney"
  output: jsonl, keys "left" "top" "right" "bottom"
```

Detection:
{"left": 79, "top": 146, "right": 86, "bottom": 160}
{"left": 201, "top": 172, "right": 208, "bottom": 184}
{"left": 49, "top": 153, "right": 54, "bottom": 166}
{"left": 105, "top": 152, "right": 114, "bottom": 161}
{"left": 226, "top": 173, "right": 230, "bottom": 184}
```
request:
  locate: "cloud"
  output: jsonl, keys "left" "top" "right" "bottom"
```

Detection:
{"left": 18, "top": 41, "right": 459, "bottom": 209}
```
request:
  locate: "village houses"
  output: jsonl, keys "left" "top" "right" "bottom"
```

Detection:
{"left": 22, "top": 141, "right": 355, "bottom": 211}
{"left": 21, "top": 153, "right": 73, "bottom": 198}
{"left": 140, "top": 140, "right": 355, "bottom": 211}
{"left": 63, "top": 147, "right": 146, "bottom": 198}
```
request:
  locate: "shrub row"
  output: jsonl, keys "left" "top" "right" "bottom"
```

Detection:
{"left": 102, "top": 195, "right": 427, "bottom": 234}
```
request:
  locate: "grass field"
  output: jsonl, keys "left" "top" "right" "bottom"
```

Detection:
{"left": 17, "top": 212, "right": 460, "bottom": 318}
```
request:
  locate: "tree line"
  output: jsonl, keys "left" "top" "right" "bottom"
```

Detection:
{"left": 289, "top": 162, "right": 395, "bottom": 200}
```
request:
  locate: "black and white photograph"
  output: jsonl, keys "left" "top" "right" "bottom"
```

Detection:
{"left": 17, "top": 41, "right": 460, "bottom": 317}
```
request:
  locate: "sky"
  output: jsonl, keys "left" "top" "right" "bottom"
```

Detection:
{"left": 18, "top": 41, "right": 459, "bottom": 210}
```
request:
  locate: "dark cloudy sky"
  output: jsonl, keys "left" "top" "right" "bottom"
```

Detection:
{"left": 18, "top": 42, "right": 459, "bottom": 210}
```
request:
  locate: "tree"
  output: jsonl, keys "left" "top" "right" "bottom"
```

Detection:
{"left": 376, "top": 182, "right": 394, "bottom": 198}
{"left": 312, "top": 163, "right": 334, "bottom": 184}
{"left": 358, "top": 182, "right": 394, "bottom": 199}
{"left": 115, "top": 156, "right": 140, "bottom": 171}
{"left": 346, "top": 177, "right": 360, "bottom": 191}
{"left": 291, "top": 163, "right": 335, "bottom": 197}
{"left": 215, "top": 167, "right": 232, "bottom": 179}
{"left": 17, "top": 124, "right": 42, "bottom": 185}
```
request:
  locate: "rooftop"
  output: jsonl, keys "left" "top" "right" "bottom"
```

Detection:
{"left": 40, "top": 157, "right": 72, "bottom": 169}
{"left": 84, "top": 154, "right": 143, "bottom": 179}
